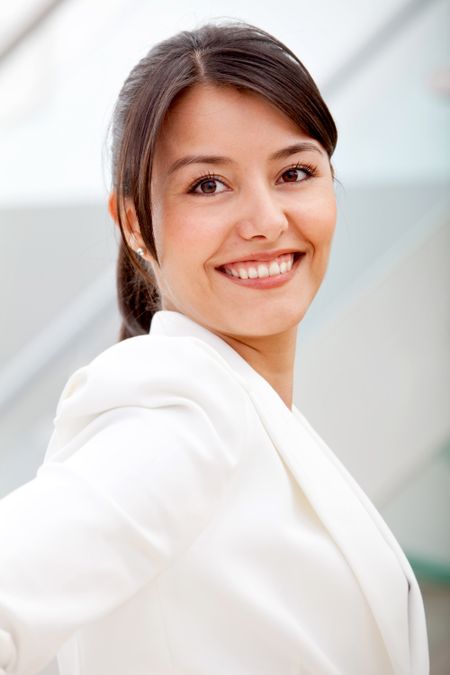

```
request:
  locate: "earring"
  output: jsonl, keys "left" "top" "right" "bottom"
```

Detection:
{"left": 129, "top": 233, "right": 145, "bottom": 257}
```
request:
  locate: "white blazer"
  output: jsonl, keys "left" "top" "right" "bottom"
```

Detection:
{"left": 0, "top": 310, "right": 429, "bottom": 675}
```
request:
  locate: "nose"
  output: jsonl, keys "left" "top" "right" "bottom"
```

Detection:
{"left": 235, "top": 183, "right": 289, "bottom": 242}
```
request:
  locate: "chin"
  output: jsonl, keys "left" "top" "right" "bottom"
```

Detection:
{"left": 217, "top": 303, "right": 308, "bottom": 339}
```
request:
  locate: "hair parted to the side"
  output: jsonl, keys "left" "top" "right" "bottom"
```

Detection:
{"left": 109, "top": 20, "right": 338, "bottom": 341}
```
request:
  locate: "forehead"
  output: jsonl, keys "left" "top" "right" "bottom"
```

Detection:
{"left": 154, "top": 83, "right": 312, "bottom": 159}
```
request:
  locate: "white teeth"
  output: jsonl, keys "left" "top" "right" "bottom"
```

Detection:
{"left": 257, "top": 264, "right": 269, "bottom": 278}
{"left": 223, "top": 253, "right": 296, "bottom": 280}
{"left": 269, "top": 261, "right": 280, "bottom": 276}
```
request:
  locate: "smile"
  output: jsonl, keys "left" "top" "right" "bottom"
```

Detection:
{"left": 216, "top": 252, "right": 304, "bottom": 288}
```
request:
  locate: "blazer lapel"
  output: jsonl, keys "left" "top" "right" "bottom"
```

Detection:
{"left": 246, "top": 383, "right": 411, "bottom": 675}
{"left": 150, "top": 311, "right": 419, "bottom": 675}
{"left": 292, "top": 406, "right": 429, "bottom": 675}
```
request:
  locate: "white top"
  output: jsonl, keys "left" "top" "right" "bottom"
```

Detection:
{"left": 0, "top": 310, "right": 429, "bottom": 675}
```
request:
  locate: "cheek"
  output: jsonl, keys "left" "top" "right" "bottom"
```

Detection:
{"left": 294, "top": 192, "right": 336, "bottom": 250}
{"left": 158, "top": 205, "right": 226, "bottom": 264}
{"left": 317, "top": 200, "right": 337, "bottom": 247}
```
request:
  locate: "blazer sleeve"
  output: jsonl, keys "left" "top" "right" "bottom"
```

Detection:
{"left": 0, "top": 337, "right": 251, "bottom": 675}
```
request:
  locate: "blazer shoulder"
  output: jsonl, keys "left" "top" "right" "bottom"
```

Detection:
{"left": 53, "top": 334, "right": 251, "bottom": 450}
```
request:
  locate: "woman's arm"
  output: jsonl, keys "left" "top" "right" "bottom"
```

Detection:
{"left": 0, "top": 340, "right": 250, "bottom": 675}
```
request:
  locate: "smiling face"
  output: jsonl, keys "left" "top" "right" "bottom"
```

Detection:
{"left": 148, "top": 83, "right": 336, "bottom": 340}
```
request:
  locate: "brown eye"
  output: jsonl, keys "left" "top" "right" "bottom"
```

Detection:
{"left": 281, "top": 167, "right": 308, "bottom": 183}
{"left": 190, "top": 176, "right": 228, "bottom": 195}
{"left": 199, "top": 179, "right": 218, "bottom": 194}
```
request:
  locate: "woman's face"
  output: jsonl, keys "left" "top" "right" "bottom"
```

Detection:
{"left": 148, "top": 83, "right": 336, "bottom": 339}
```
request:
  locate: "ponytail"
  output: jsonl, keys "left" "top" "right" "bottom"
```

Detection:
{"left": 116, "top": 241, "right": 160, "bottom": 341}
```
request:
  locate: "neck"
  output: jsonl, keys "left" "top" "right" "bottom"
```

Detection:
{"left": 218, "top": 326, "right": 298, "bottom": 410}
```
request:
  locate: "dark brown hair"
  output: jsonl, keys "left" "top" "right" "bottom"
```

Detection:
{"left": 109, "top": 20, "right": 338, "bottom": 340}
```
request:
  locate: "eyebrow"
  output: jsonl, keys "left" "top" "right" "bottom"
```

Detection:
{"left": 270, "top": 142, "right": 325, "bottom": 161}
{"left": 167, "top": 142, "right": 325, "bottom": 175}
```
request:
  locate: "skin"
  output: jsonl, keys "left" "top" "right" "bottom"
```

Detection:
{"left": 109, "top": 83, "right": 337, "bottom": 409}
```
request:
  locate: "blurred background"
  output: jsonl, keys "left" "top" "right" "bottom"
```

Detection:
{"left": 0, "top": 0, "right": 449, "bottom": 673}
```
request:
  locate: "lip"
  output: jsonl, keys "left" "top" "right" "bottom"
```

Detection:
{"left": 216, "top": 248, "right": 305, "bottom": 267}
{"left": 215, "top": 252, "right": 305, "bottom": 289}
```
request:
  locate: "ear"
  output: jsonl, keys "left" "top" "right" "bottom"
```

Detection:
{"left": 108, "top": 192, "right": 146, "bottom": 253}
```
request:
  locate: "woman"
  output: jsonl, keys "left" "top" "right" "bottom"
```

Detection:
{"left": 0, "top": 21, "right": 429, "bottom": 675}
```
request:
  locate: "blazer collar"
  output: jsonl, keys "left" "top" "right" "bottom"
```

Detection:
{"left": 150, "top": 310, "right": 280, "bottom": 403}
{"left": 150, "top": 310, "right": 428, "bottom": 675}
